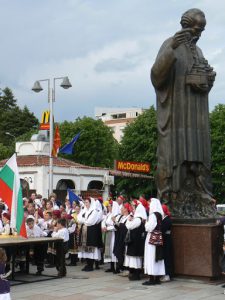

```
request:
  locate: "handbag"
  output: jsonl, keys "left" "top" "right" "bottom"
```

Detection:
{"left": 149, "top": 212, "right": 163, "bottom": 246}
{"left": 149, "top": 230, "right": 163, "bottom": 246}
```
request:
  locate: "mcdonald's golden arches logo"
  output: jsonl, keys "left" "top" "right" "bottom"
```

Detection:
{"left": 40, "top": 110, "right": 50, "bottom": 130}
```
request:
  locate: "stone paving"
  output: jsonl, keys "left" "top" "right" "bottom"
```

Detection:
{"left": 11, "top": 263, "right": 225, "bottom": 300}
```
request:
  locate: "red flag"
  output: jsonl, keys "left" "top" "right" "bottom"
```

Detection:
{"left": 0, "top": 154, "right": 27, "bottom": 238}
{"left": 52, "top": 125, "right": 61, "bottom": 157}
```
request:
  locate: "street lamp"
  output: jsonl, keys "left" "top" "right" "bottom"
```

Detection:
{"left": 5, "top": 131, "right": 16, "bottom": 141}
{"left": 32, "top": 76, "right": 72, "bottom": 195}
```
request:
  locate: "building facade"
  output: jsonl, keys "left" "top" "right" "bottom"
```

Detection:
{"left": 0, "top": 140, "right": 113, "bottom": 201}
{"left": 95, "top": 107, "right": 146, "bottom": 142}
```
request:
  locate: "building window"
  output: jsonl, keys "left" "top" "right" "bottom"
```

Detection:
{"left": 111, "top": 113, "right": 126, "bottom": 119}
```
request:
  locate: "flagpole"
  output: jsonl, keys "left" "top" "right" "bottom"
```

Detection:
{"left": 49, "top": 84, "right": 53, "bottom": 195}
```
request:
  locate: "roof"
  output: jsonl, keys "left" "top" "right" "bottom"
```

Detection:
{"left": 0, "top": 155, "right": 106, "bottom": 170}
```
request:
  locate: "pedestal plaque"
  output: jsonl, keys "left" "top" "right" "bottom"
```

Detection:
{"left": 172, "top": 223, "right": 223, "bottom": 278}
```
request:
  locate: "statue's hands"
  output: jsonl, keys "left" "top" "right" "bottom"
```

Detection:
{"left": 171, "top": 28, "right": 193, "bottom": 49}
{"left": 191, "top": 83, "right": 209, "bottom": 93}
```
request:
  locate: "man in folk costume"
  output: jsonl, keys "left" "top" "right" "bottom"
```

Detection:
{"left": 143, "top": 198, "right": 165, "bottom": 285}
{"left": 102, "top": 200, "right": 120, "bottom": 273}
{"left": 26, "top": 215, "right": 47, "bottom": 275}
{"left": 51, "top": 218, "right": 69, "bottom": 277}
{"left": 78, "top": 198, "right": 102, "bottom": 271}
{"left": 124, "top": 201, "right": 147, "bottom": 280}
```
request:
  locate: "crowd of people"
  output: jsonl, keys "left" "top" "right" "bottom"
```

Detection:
{"left": 0, "top": 192, "right": 173, "bottom": 286}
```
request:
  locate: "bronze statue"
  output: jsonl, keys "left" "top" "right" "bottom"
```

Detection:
{"left": 151, "top": 8, "right": 216, "bottom": 218}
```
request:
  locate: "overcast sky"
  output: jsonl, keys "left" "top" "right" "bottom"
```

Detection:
{"left": 0, "top": 0, "right": 225, "bottom": 122}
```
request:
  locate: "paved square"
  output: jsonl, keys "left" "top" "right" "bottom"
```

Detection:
{"left": 10, "top": 263, "right": 225, "bottom": 300}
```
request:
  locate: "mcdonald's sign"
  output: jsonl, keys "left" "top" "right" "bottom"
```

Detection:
{"left": 40, "top": 110, "right": 50, "bottom": 130}
{"left": 115, "top": 160, "right": 150, "bottom": 173}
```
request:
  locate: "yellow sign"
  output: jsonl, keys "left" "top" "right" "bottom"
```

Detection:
{"left": 40, "top": 110, "right": 50, "bottom": 130}
{"left": 116, "top": 160, "right": 150, "bottom": 173}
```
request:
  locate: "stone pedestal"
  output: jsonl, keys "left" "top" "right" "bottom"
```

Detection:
{"left": 172, "top": 222, "right": 223, "bottom": 278}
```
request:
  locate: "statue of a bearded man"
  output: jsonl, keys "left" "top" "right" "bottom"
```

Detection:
{"left": 151, "top": 8, "right": 216, "bottom": 218}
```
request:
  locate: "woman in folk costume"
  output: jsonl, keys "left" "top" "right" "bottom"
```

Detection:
{"left": 160, "top": 204, "right": 173, "bottom": 282}
{"left": 67, "top": 205, "right": 81, "bottom": 266}
{"left": 113, "top": 202, "right": 133, "bottom": 275}
{"left": 124, "top": 201, "right": 147, "bottom": 281}
{"left": 45, "top": 210, "right": 61, "bottom": 268}
{"left": 143, "top": 198, "right": 165, "bottom": 285}
{"left": 94, "top": 199, "right": 104, "bottom": 270}
{"left": 102, "top": 200, "right": 120, "bottom": 273}
{"left": 78, "top": 198, "right": 102, "bottom": 271}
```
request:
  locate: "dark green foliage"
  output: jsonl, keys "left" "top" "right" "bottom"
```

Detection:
{"left": 0, "top": 87, "right": 39, "bottom": 158}
{"left": 210, "top": 104, "right": 225, "bottom": 203}
{"left": 59, "top": 117, "right": 119, "bottom": 168}
{"left": 0, "top": 143, "right": 13, "bottom": 161}
{"left": 116, "top": 107, "right": 157, "bottom": 198}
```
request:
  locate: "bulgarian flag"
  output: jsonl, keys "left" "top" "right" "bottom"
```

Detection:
{"left": 0, "top": 154, "right": 27, "bottom": 238}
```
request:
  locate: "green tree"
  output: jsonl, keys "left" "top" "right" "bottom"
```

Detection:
{"left": 116, "top": 106, "right": 157, "bottom": 198}
{"left": 0, "top": 143, "right": 13, "bottom": 161}
{"left": 0, "top": 88, "right": 39, "bottom": 149}
{"left": 0, "top": 87, "right": 17, "bottom": 113}
{"left": 59, "top": 117, "right": 119, "bottom": 168}
{"left": 210, "top": 104, "right": 225, "bottom": 203}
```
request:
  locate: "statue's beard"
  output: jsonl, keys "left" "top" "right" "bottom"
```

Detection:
{"left": 191, "top": 34, "right": 200, "bottom": 44}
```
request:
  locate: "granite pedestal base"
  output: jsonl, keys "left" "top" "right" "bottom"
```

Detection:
{"left": 172, "top": 222, "right": 223, "bottom": 278}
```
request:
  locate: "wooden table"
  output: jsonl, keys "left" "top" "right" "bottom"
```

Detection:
{"left": 0, "top": 236, "right": 64, "bottom": 284}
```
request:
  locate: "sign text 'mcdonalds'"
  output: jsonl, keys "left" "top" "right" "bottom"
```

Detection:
{"left": 116, "top": 160, "right": 150, "bottom": 174}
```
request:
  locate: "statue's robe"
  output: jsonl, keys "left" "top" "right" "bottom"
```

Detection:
{"left": 151, "top": 37, "right": 212, "bottom": 197}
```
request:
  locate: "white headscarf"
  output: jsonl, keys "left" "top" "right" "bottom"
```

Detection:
{"left": 112, "top": 201, "right": 120, "bottom": 217}
{"left": 95, "top": 199, "right": 102, "bottom": 211}
{"left": 134, "top": 203, "right": 147, "bottom": 220}
{"left": 89, "top": 197, "right": 96, "bottom": 211}
{"left": 26, "top": 215, "right": 35, "bottom": 220}
{"left": 149, "top": 198, "right": 163, "bottom": 216}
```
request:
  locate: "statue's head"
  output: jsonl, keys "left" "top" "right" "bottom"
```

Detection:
{"left": 181, "top": 8, "right": 206, "bottom": 43}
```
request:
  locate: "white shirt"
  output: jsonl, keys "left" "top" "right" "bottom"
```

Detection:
{"left": 26, "top": 224, "right": 47, "bottom": 238}
{"left": 78, "top": 208, "right": 99, "bottom": 226}
{"left": 1, "top": 223, "right": 10, "bottom": 235}
{"left": 0, "top": 220, "right": 3, "bottom": 233}
{"left": 38, "top": 218, "right": 53, "bottom": 233}
{"left": 52, "top": 227, "right": 69, "bottom": 242}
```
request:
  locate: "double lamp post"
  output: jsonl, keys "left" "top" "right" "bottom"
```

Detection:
{"left": 32, "top": 77, "right": 72, "bottom": 195}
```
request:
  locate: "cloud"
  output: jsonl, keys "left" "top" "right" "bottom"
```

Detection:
{"left": 0, "top": 0, "right": 224, "bottom": 121}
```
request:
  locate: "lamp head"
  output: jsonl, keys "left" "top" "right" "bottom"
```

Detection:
{"left": 32, "top": 81, "right": 43, "bottom": 93}
{"left": 60, "top": 77, "right": 72, "bottom": 89}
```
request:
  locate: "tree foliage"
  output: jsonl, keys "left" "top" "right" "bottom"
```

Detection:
{"left": 0, "top": 87, "right": 39, "bottom": 158}
{"left": 210, "top": 104, "right": 225, "bottom": 203}
{"left": 0, "top": 143, "right": 12, "bottom": 161}
{"left": 115, "top": 106, "right": 157, "bottom": 198}
{"left": 59, "top": 117, "right": 119, "bottom": 168}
